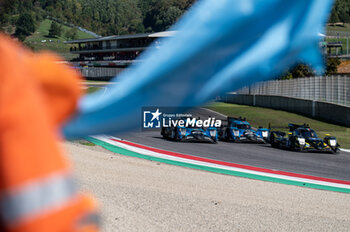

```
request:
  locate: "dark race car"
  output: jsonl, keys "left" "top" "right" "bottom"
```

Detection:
{"left": 269, "top": 123, "right": 340, "bottom": 153}
{"left": 161, "top": 117, "right": 218, "bottom": 143}
{"left": 218, "top": 117, "right": 269, "bottom": 143}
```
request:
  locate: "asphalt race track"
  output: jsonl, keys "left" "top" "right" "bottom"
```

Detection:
{"left": 117, "top": 108, "right": 350, "bottom": 181}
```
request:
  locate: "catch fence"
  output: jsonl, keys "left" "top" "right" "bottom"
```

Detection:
{"left": 236, "top": 76, "right": 350, "bottom": 107}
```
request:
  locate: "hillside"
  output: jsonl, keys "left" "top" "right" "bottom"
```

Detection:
{"left": 0, "top": 0, "right": 196, "bottom": 38}
{"left": 24, "top": 19, "right": 94, "bottom": 60}
{"left": 1, "top": 0, "right": 348, "bottom": 43}
{"left": 0, "top": 0, "right": 196, "bottom": 59}
{"left": 1, "top": 0, "right": 349, "bottom": 63}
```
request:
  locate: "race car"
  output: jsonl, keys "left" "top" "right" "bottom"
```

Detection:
{"left": 269, "top": 123, "right": 340, "bottom": 153}
{"left": 161, "top": 118, "right": 218, "bottom": 143}
{"left": 218, "top": 117, "right": 269, "bottom": 143}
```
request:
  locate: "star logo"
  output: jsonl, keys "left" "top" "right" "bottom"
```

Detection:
{"left": 150, "top": 108, "right": 162, "bottom": 122}
{"left": 143, "top": 108, "right": 162, "bottom": 128}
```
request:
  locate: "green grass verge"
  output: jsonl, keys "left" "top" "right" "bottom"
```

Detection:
{"left": 326, "top": 37, "right": 350, "bottom": 55}
{"left": 325, "top": 23, "right": 350, "bottom": 55}
{"left": 327, "top": 23, "right": 350, "bottom": 33}
{"left": 25, "top": 19, "right": 94, "bottom": 60}
{"left": 86, "top": 87, "right": 102, "bottom": 94}
{"left": 84, "top": 80, "right": 116, "bottom": 85}
{"left": 206, "top": 102, "right": 350, "bottom": 149}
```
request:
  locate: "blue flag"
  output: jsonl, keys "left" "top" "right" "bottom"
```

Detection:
{"left": 63, "top": 0, "right": 333, "bottom": 139}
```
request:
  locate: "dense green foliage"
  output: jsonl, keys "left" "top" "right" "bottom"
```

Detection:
{"left": 279, "top": 57, "right": 341, "bottom": 80}
{"left": 14, "top": 12, "right": 35, "bottom": 41}
{"left": 65, "top": 27, "right": 78, "bottom": 40}
{"left": 325, "top": 57, "right": 341, "bottom": 75}
{"left": 1, "top": 0, "right": 195, "bottom": 39}
{"left": 329, "top": 0, "right": 350, "bottom": 24}
{"left": 279, "top": 64, "right": 315, "bottom": 80}
{"left": 48, "top": 21, "right": 62, "bottom": 38}
{"left": 0, "top": 0, "right": 348, "bottom": 39}
{"left": 0, "top": 0, "right": 347, "bottom": 76}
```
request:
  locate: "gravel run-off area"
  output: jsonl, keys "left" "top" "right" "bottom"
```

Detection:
{"left": 64, "top": 141, "right": 350, "bottom": 232}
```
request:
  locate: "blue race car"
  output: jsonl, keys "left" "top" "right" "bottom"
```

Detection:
{"left": 161, "top": 118, "right": 218, "bottom": 143}
{"left": 218, "top": 117, "right": 269, "bottom": 143}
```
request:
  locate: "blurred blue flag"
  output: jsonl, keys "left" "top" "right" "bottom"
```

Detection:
{"left": 63, "top": 0, "right": 332, "bottom": 139}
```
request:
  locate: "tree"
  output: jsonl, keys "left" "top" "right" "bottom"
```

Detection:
{"left": 142, "top": 0, "right": 196, "bottom": 32}
{"left": 48, "top": 21, "right": 62, "bottom": 38}
{"left": 0, "top": 0, "right": 15, "bottom": 26}
{"left": 329, "top": 9, "right": 340, "bottom": 24}
{"left": 290, "top": 64, "right": 314, "bottom": 78}
{"left": 325, "top": 57, "right": 341, "bottom": 75}
{"left": 4, "top": 0, "right": 198, "bottom": 36}
{"left": 279, "top": 58, "right": 341, "bottom": 79}
{"left": 279, "top": 63, "right": 314, "bottom": 80}
{"left": 65, "top": 27, "right": 78, "bottom": 40}
{"left": 157, "top": 6, "right": 182, "bottom": 31}
{"left": 279, "top": 71, "right": 293, "bottom": 80}
{"left": 114, "top": 0, "right": 143, "bottom": 34}
{"left": 333, "top": 0, "right": 350, "bottom": 24}
{"left": 14, "top": 12, "right": 35, "bottom": 41}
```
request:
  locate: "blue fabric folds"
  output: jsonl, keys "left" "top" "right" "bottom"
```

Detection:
{"left": 63, "top": 0, "right": 333, "bottom": 139}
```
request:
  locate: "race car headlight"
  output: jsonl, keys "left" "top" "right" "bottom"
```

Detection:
{"left": 298, "top": 138, "right": 306, "bottom": 145}
{"left": 209, "top": 130, "right": 217, "bottom": 137}
{"left": 329, "top": 139, "right": 337, "bottom": 147}
{"left": 232, "top": 129, "right": 240, "bottom": 137}
{"left": 179, "top": 128, "right": 186, "bottom": 136}
{"left": 262, "top": 131, "right": 268, "bottom": 138}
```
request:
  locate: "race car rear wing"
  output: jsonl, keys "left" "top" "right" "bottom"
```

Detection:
{"left": 288, "top": 123, "right": 310, "bottom": 131}
{"left": 268, "top": 123, "right": 310, "bottom": 131}
{"left": 218, "top": 116, "right": 247, "bottom": 127}
{"left": 227, "top": 116, "right": 246, "bottom": 123}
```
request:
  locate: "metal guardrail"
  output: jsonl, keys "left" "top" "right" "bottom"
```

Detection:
{"left": 327, "top": 30, "right": 350, "bottom": 38}
{"left": 236, "top": 76, "right": 350, "bottom": 107}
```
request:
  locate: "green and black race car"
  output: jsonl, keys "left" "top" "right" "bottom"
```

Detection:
{"left": 269, "top": 123, "right": 340, "bottom": 153}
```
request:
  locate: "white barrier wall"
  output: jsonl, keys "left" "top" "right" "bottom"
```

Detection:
{"left": 79, "top": 67, "right": 125, "bottom": 80}
{"left": 223, "top": 94, "right": 350, "bottom": 127}
{"left": 236, "top": 76, "right": 350, "bottom": 107}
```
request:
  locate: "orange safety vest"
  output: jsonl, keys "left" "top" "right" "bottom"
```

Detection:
{"left": 0, "top": 34, "right": 99, "bottom": 232}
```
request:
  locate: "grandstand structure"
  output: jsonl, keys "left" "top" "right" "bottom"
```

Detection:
{"left": 65, "top": 31, "right": 175, "bottom": 68}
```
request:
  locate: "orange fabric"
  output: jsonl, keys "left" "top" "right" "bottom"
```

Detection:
{"left": 24, "top": 52, "right": 82, "bottom": 126}
{"left": 9, "top": 195, "right": 99, "bottom": 232}
{"left": 0, "top": 34, "right": 98, "bottom": 231}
